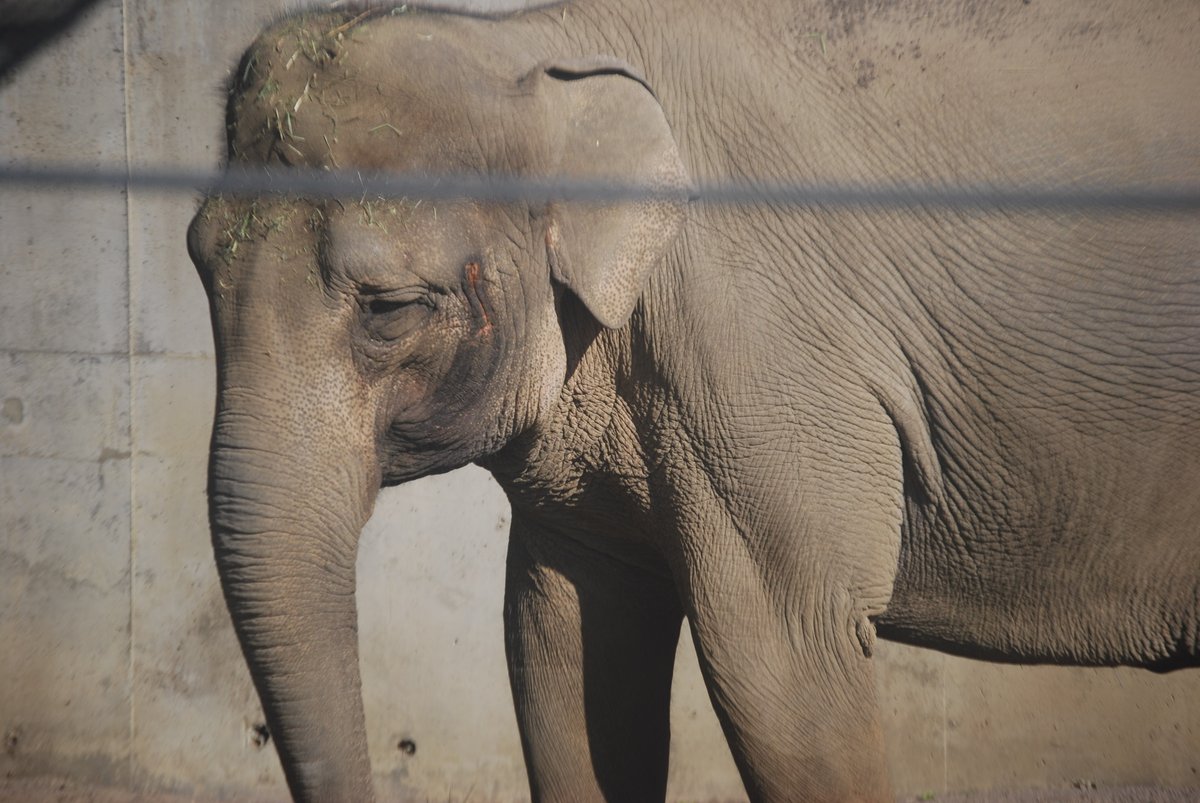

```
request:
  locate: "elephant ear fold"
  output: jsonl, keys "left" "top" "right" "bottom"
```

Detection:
{"left": 535, "top": 57, "right": 690, "bottom": 329}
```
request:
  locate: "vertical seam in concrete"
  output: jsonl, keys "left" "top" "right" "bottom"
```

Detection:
{"left": 120, "top": 0, "right": 137, "bottom": 789}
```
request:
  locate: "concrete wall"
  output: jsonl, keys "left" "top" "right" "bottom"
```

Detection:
{"left": 0, "top": 1, "right": 1197, "bottom": 800}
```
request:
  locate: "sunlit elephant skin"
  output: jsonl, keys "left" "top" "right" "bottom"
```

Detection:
{"left": 187, "top": 2, "right": 1200, "bottom": 801}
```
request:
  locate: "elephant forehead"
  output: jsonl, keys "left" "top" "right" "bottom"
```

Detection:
{"left": 322, "top": 200, "right": 489, "bottom": 289}
{"left": 226, "top": 10, "right": 544, "bottom": 174}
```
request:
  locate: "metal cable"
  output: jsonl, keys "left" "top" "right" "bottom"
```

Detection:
{"left": 3, "top": 163, "right": 1200, "bottom": 211}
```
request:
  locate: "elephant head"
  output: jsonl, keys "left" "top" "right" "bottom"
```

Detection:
{"left": 187, "top": 12, "right": 687, "bottom": 801}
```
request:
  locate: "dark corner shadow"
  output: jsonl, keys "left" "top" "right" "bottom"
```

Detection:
{"left": 0, "top": 0, "right": 110, "bottom": 85}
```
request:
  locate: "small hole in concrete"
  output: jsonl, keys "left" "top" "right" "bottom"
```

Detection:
{"left": 4, "top": 728, "right": 20, "bottom": 756}
{"left": 250, "top": 723, "right": 271, "bottom": 748}
{"left": 397, "top": 738, "right": 416, "bottom": 755}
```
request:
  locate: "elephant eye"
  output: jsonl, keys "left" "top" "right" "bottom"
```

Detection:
{"left": 367, "top": 297, "right": 414, "bottom": 316}
{"left": 358, "top": 288, "right": 433, "bottom": 342}
{"left": 359, "top": 286, "right": 430, "bottom": 316}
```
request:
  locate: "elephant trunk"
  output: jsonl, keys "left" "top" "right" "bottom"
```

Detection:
{"left": 208, "top": 389, "right": 380, "bottom": 803}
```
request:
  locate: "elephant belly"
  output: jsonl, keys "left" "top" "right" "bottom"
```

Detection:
{"left": 874, "top": 429, "right": 1200, "bottom": 671}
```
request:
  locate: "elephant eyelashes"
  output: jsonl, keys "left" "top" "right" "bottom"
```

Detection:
{"left": 367, "top": 297, "right": 418, "bottom": 316}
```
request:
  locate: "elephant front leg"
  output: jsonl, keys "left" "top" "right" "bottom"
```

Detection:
{"left": 503, "top": 515, "right": 683, "bottom": 803}
{"left": 678, "top": 517, "right": 897, "bottom": 803}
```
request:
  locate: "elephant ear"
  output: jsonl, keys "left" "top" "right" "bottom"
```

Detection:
{"left": 534, "top": 57, "right": 690, "bottom": 329}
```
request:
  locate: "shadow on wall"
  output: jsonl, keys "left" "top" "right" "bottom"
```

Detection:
{"left": 0, "top": 0, "right": 111, "bottom": 79}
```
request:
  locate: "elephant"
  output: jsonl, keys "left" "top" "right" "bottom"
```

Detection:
{"left": 186, "top": 1, "right": 1200, "bottom": 801}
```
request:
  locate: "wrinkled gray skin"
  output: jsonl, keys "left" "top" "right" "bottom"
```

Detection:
{"left": 187, "top": 1, "right": 1200, "bottom": 800}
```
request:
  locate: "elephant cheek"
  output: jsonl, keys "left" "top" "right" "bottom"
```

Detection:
{"left": 377, "top": 329, "right": 510, "bottom": 481}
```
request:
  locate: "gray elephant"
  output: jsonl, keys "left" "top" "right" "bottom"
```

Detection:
{"left": 186, "top": 1, "right": 1200, "bottom": 801}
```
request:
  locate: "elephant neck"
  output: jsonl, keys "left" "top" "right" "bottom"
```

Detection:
{"left": 481, "top": 300, "right": 663, "bottom": 544}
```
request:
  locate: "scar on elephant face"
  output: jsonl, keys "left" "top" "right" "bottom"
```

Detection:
{"left": 464, "top": 261, "right": 494, "bottom": 336}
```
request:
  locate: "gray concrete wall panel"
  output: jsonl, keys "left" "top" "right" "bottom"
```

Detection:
{"left": 0, "top": 194, "right": 130, "bottom": 355}
{"left": 1, "top": 0, "right": 134, "bottom": 787}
